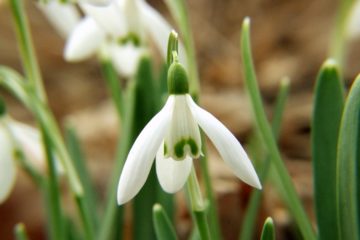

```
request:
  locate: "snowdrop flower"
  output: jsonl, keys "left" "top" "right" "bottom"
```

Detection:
{"left": 65, "top": 0, "right": 184, "bottom": 77}
{"left": 117, "top": 60, "right": 261, "bottom": 205}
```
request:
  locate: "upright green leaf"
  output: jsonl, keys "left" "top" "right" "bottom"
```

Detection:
{"left": 152, "top": 204, "right": 178, "bottom": 240}
{"left": 132, "top": 55, "right": 161, "bottom": 240}
{"left": 260, "top": 218, "right": 276, "bottom": 240}
{"left": 240, "top": 79, "right": 289, "bottom": 240}
{"left": 337, "top": 74, "right": 360, "bottom": 240}
{"left": 14, "top": 224, "right": 29, "bottom": 240}
{"left": 312, "top": 59, "right": 344, "bottom": 240}
{"left": 240, "top": 17, "right": 315, "bottom": 240}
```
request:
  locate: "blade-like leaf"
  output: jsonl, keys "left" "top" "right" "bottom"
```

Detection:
{"left": 260, "top": 218, "right": 276, "bottom": 240}
{"left": 152, "top": 204, "right": 178, "bottom": 240}
{"left": 337, "top": 74, "right": 360, "bottom": 240}
{"left": 312, "top": 59, "right": 344, "bottom": 240}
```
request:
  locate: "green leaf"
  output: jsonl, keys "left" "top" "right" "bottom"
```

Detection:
{"left": 100, "top": 60, "right": 124, "bottom": 120}
{"left": 240, "top": 17, "right": 315, "bottom": 240}
{"left": 152, "top": 204, "right": 178, "bottom": 240}
{"left": 239, "top": 79, "right": 289, "bottom": 240}
{"left": 312, "top": 59, "right": 344, "bottom": 240}
{"left": 337, "top": 74, "right": 360, "bottom": 240}
{"left": 66, "top": 127, "right": 98, "bottom": 240}
{"left": 132, "top": 55, "right": 160, "bottom": 240}
{"left": 14, "top": 223, "right": 29, "bottom": 240}
{"left": 260, "top": 218, "right": 276, "bottom": 240}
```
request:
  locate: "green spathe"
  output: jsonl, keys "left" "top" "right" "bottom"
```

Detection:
{"left": 167, "top": 62, "right": 189, "bottom": 94}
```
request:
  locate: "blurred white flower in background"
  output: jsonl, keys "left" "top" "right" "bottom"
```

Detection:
{"left": 61, "top": 0, "right": 178, "bottom": 77}
{"left": 347, "top": 0, "right": 360, "bottom": 39}
{"left": 0, "top": 116, "right": 45, "bottom": 203}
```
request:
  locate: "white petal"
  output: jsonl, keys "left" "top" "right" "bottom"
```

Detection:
{"left": 164, "top": 95, "right": 201, "bottom": 160}
{"left": 64, "top": 17, "right": 105, "bottom": 61}
{"left": 38, "top": 1, "right": 81, "bottom": 39}
{"left": 117, "top": 96, "right": 174, "bottom": 204}
{"left": 140, "top": 1, "right": 187, "bottom": 64}
{"left": 110, "top": 43, "right": 146, "bottom": 77}
{"left": 156, "top": 141, "right": 192, "bottom": 193}
{"left": 79, "top": 0, "right": 113, "bottom": 7}
{"left": 347, "top": 1, "right": 360, "bottom": 39}
{"left": 0, "top": 127, "right": 16, "bottom": 204}
{"left": 122, "top": 0, "right": 143, "bottom": 38}
{"left": 80, "top": 2, "right": 127, "bottom": 37}
{"left": 187, "top": 95, "right": 261, "bottom": 189}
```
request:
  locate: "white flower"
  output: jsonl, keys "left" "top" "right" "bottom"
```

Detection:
{"left": 38, "top": 1, "right": 81, "bottom": 39}
{"left": 0, "top": 117, "right": 46, "bottom": 203}
{"left": 347, "top": 0, "right": 360, "bottom": 39}
{"left": 117, "top": 63, "right": 261, "bottom": 205}
{"left": 64, "top": 0, "right": 184, "bottom": 76}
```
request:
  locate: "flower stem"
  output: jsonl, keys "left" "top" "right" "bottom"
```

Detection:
{"left": 100, "top": 60, "right": 124, "bottom": 120}
{"left": 186, "top": 167, "right": 211, "bottom": 240}
{"left": 241, "top": 18, "right": 316, "bottom": 240}
{"left": 9, "top": 0, "right": 46, "bottom": 101}
{"left": 42, "top": 127, "right": 65, "bottom": 240}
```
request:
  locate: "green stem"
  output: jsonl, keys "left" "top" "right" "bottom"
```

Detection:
{"left": 75, "top": 196, "right": 95, "bottom": 240}
{"left": 100, "top": 60, "right": 124, "bottom": 120}
{"left": 164, "top": 0, "right": 200, "bottom": 97}
{"left": 186, "top": 167, "right": 211, "bottom": 240}
{"left": 241, "top": 18, "right": 315, "bottom": 240}
{"left": 98, "top": 82, "right": 137, "bottom": 240}
{"left": 9, "top": 0, "right": 46, "bottom": 101}
{"left": 199, "top": 141, "right": 222, "bottom": 239}
{"left": 42, "top": 127, "right": 65, "bottom": 240}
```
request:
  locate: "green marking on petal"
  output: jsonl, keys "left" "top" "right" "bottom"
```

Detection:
{"left": 118, "top": 32, "right": 141, "bottom": 47}
{"left": 164, "top": 143, "right": 168, "bottom": 155}
{"left": 187, "top": 138, "right": 198, "bottom": 156}
{"left": 174, "top": 139, "right": 186, "bottom": 159}
{"left": 173, "top": 138, "right": 199, "bottom": 160}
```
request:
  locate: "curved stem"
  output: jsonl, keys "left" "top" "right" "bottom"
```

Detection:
{"left": 186, "top": 167, "right": 211, "bottom": 240}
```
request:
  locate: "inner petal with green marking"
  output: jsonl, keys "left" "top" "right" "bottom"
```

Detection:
{"left": 164, "top": 95, "right": 201, "bottom": 161}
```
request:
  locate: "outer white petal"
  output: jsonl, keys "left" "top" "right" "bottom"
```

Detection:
{"left": 156, "top": 141, "right": 192, "bottom": 193}
{"left": 79, "top": 0, "right": 113, "bottom": 7}
{"left": 110, "top": 43, "right": 146, "bottom": 77}
{"left": 10, "top": 122, "right": 43, "bottom": 167}
{"left": 80, "top": 2, "right": 127, "bottom": 36}
{"left": 139, "top": 1, "right": 187, "bottom": 64}
{"left": 187, "top": 95, "right": 261, "bottom": 189}
{"left": 117, "top": 96, "right": 174, "bottom": 205}
{"left": 0, "top": 127, "right": 16, "bottom": 204}
{"left": 64, "top": 17, "right": 105, "bottom": 61}
{"left": 38, "top": 1, "right": 80, "bottom": 39}
{"left": 347, "top": 0, "right": 360, "bottom": 39}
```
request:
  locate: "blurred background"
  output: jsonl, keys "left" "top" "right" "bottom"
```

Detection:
{"left": 0, "top": 0, "right": 360, "bottom": 239}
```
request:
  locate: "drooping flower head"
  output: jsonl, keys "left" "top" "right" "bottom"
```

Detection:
{"left": 63, "top": 0, "right": 183, "bottom": 77}
{"left": 0, "top": 101, "right": 49, "bottom": 203}
{"left": 117, "top": 55, "right": 261, "bottom": 205}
